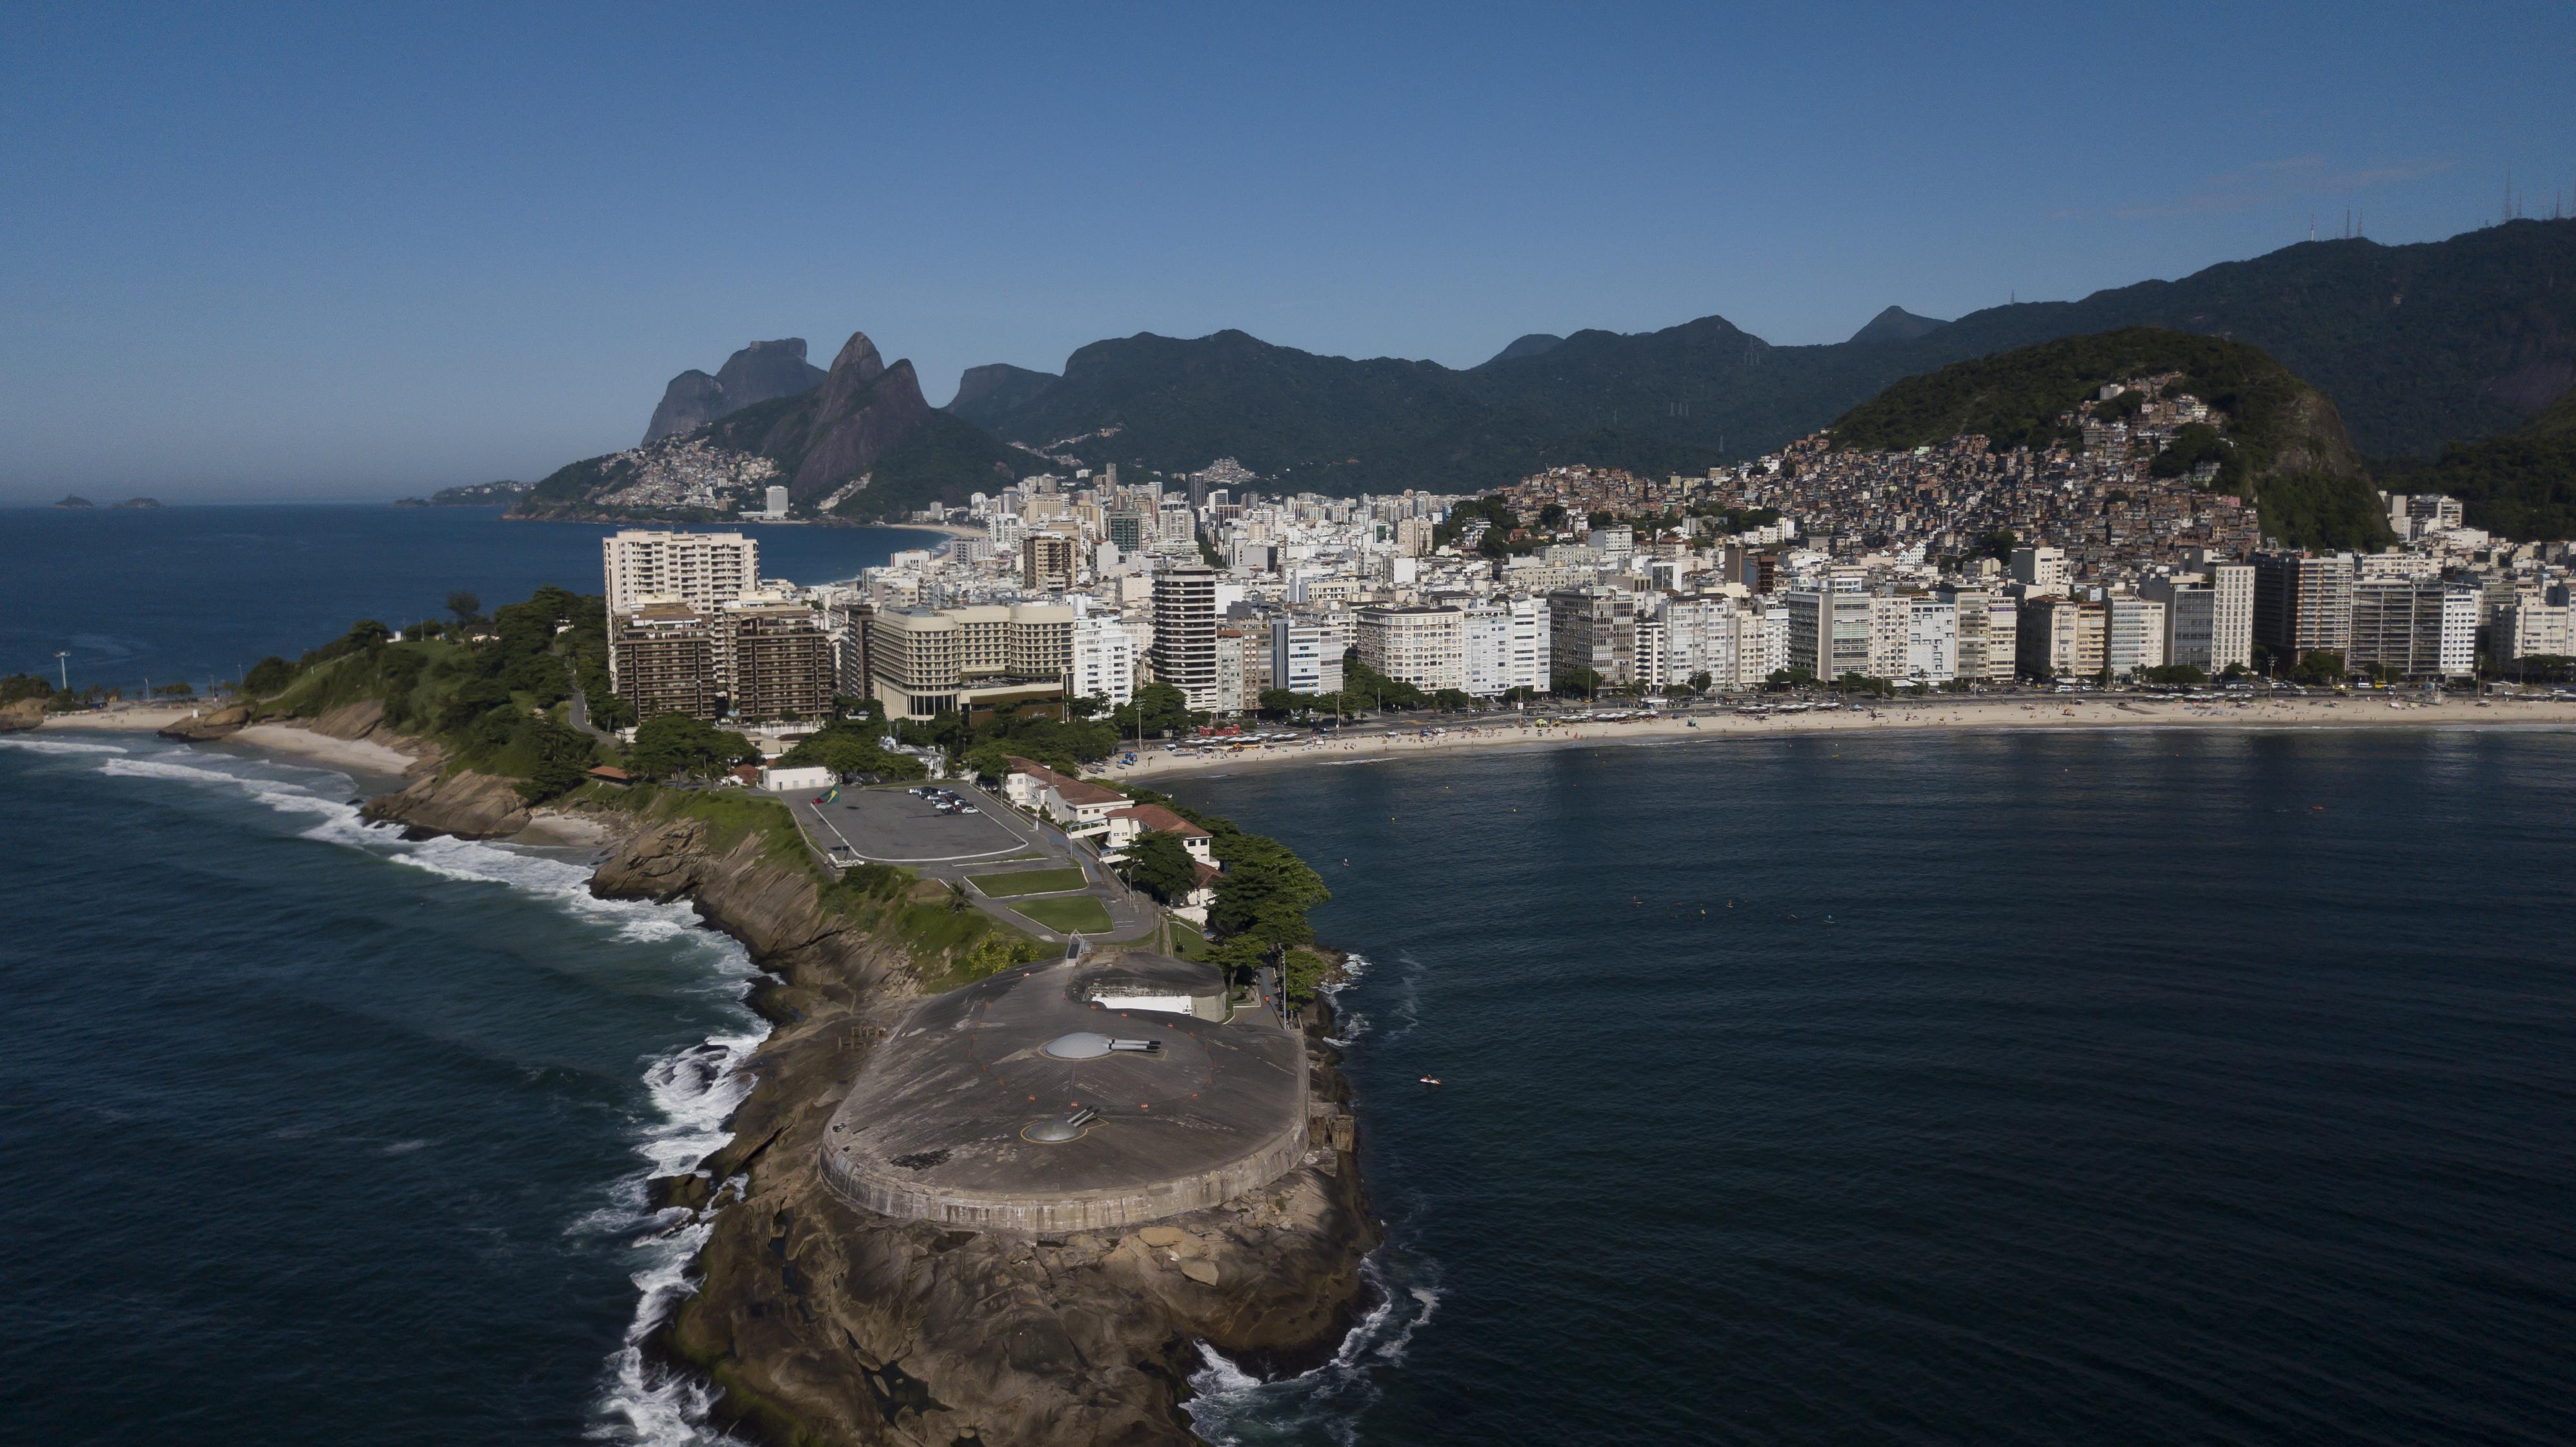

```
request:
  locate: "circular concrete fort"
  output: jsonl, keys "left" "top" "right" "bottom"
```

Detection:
{"left": 821, "top": 951, "right": 1310, "bottom": 1233}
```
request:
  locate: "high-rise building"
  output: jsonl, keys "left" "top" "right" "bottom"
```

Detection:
{"left": 2104, "top": 596, "right": 2167, "bottom": 678}
{"left": 2017, "top": 596, "right": 2107, "bottom": 678}
{"left": 1456, "top": 598, "right": 1549, "bottom": 696}
{"left": 1904, "top": 598, "right": 1958, "bottom": 683}
{"left": 1070, "top": 614, "right": 1136, "bottom": 708}
{"left": 2350, "top": 580, "right": 2479, "bottom": 679}
{"left": 1354, "top": 605, "right": 1465, "bottom": 693}
{"left": 1151, "top": 565, "right": 1222, "bottom": 711}
{"left": 1781, "top": 591, "right": 1875, "bottom": 680}
{"left": 2209, "top": 563, "right": 2255, "bottom": 673}
{"left": 1269, "top": 618, "right": 1330, "bottom": 697}
{"left": 2141, "top": 578, "right": 2215, "bottom": 672}
{"left": 725, "top": 605, "right": 835, "bottom": 720}
{"left": 1020, "top": 532, "right": 1078, "bottom": 592}
{"left": 1653, "top": 596, "right": 1740, "bottom": 692}
{"left": 2251, "top": 552, "right": 2355, "bottom": 662}
{"left": 608, "top": 605, "right": 719, "bottom": 722}
{"left": 1547, "top": 589, "right": 1638, "bottom": 686}
{"left": 1940, "top": 587, "right": 2017, "bottom": 682}
{"left": 601, "top": 530, "right": 760, "bottom": 614}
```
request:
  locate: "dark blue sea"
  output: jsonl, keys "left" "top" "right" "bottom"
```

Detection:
{"left": 6, "top": 507, "right": 2574, "bottom": 1445}
{"left": 0, "top": 503, "right": 945, "bottom": 693}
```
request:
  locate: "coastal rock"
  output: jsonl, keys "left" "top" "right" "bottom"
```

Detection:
{"left": 157, "top": 702, "right": 254, "bottom": 740}
{"left": 307, "top": 698, "right": 386, "bottom": 741}
{"left": 0, "top": 697, "right": 45, "bottom": 733}
{"left": 580, "top": 803, "right": 1380, "bottom": 1446}
{"left": 361, "top": 767, "right": 529, "bottom": 840}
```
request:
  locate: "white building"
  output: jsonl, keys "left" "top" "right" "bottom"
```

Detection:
{"left": 1904, "top": 598, "right": 1958, "bottom": 683}
{"left": 1654, "top": 596, "right": 1740, "bottom": 692}
{"left": 2104, "top": 596, "right": 2168, "bottom": 677}
{"left": 1070, "top": 613, "right": 1136, "bottom": 707}
{"left": 603, "top": 531, "right": 760, "bottom": 614}
{"left": 1459, "top": 598, "right": 1549, "bottom": 696}
{"left": 2009, "top": 545, "right": 2068, "bottom": 594}
{"left": 1354, "top": 605, "right": 1465, "bottom": 692}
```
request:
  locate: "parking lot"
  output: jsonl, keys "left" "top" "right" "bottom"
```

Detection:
{"left": 792, "top": 784, "right": 1030, "bottom": 865}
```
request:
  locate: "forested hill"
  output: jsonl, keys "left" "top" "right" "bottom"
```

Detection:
{"left": 1830, "top": 329, "right": 2390, "bottom": 551}
{"left": 2378, "top": 381, "right": 2576, "bottom": 541}
{"left": 949, "top": 218, "right": 2576, "bottom": 487}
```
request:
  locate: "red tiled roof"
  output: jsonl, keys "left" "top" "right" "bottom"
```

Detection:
{"left": 1109, "top": 803, "right": 1210, "bottom": 837}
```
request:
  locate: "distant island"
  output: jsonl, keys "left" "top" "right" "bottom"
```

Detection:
{"left": 54, "top": 494, "right": 92, "bottom": 508}
{"left": 393, "top": 480, "right": 532, "bottom": 509}
{"left": 52, "top": 495, "right": 160, "bottom": 509}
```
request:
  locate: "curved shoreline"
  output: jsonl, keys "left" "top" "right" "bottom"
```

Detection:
{"left": 1111, "top": 694, "right": 2576, "bottom": 783}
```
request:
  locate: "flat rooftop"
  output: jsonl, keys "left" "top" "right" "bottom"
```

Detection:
{"left": 821, "top": 951, "right": 1309, "bottom": 1233}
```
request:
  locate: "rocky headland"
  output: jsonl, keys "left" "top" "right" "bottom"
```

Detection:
{"left": 362, "top": 771, "right": 1382, "bottom": 1445}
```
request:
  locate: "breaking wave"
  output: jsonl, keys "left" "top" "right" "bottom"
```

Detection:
{"left": 75, "top": 737, "right": 766, "bottom": 1445}
{"left": 1182, "top": 1255, "right": 1445, "bottom": 1446}
{"left": 0, "top": 736, "right": 130, "bottom": 754}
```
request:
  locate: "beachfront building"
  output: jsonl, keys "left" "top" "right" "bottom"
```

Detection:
{"left": 603, "top": 530, "right": 760, "bottom": 614}
{"left": 1549, "top": 589, "right": 1639, "bottom": 686}
{"left": 1781, "top": 591, "right": 1875, "bottom": 681}
{"left": 2253, "top": 551, "right": 2356, "bottom": 660}
{"left": 1355, "top": 605, "right": 1466, "bottom": 693}
{"left": 1904, "top": 597, "right": 1958, "bottom": 684}
{"left": 2104, "top": 596, "right": 2167, "bottom": 678}
{"left": 1152, "top": 565, "right": 1222, "bottom": 712}
{"left": 1070, "top": 612, "right": 1136, "bottom": 708}
{"left": 2348, "top": 580, "right": 2479, "bottom": 678}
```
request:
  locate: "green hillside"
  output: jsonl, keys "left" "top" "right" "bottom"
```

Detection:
{"left": 2379, "top": 383, "right": 2576, "bottom": 540}
{"left": 1830, "top": 329, "right": 2391, "bottom": 551}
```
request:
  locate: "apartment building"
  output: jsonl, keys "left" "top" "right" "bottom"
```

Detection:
{"left": 1070, "top": 613, "right": 1136, "bottom": 707}
{"left": 2350, "top": 580, "right": 2479, "bottom": 678}
{"left": 602, "top": 530, "right": 760, "bottom": 614}
{"left": 2252, "top": 551, "right": 2355, "bottom": 660}
{"left": 608, "top": 605, "right": 719, "bottom": 722}
{"left": 1904, "top": 597, "right": 1958, "bottom": 684}
{"left": 1547, "top": 589, "right": 1638, "bottom": 685}
{"left": 1355, "top": 605, "right": 1466, "bottom": 692}
{"left": 2009, "top": 545, "right": 2068, "bottom": 594}
{"left": 725, "top": 605, "right": 835, "bottom": 720}
{"left": 1781, "top": 591, "right": 1875, "bottom": 680}
{"left": 1151, "top": 565, "right": 1222, "bottom": 711}
{"left": 2103, "top": 596, "right": 2168, "bottom": 678}
{"left": 2017, "top": 596, "right": 2107, "bottom": 678}
{"left": 1940, "top": 587, "right": 2018, "bottom": 683}
{"left": 1020, "top": 532, "right": 1078, "bottom": 592}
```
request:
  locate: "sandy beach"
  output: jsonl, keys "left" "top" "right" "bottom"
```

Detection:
{"left": 1105, "top": 693, "right": 2576, "bottom": 782}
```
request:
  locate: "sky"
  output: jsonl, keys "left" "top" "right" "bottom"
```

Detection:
{"left": 3, "top": 2, "right": 2571, "bottom": 501}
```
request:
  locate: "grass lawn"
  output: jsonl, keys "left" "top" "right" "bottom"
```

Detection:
{"left": 970, "top": 866, "right": 1091, "bottom": 897}
{"left": 1013, "top": 895, "right": 1115, "bottom": 934}
{"left": 1166, "top": 918, "right": 1209, "bottom": 960}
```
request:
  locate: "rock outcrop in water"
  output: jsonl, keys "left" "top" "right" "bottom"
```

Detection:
{"left": 574, "top": 807, "right": 1381, "bottom": 1446}
{"left": 156, "top": 701, "right": 254, "bottom": 740}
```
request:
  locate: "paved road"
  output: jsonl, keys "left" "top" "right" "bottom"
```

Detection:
{"left": 779, "top": 779, "right": 1158, "bottom": 945}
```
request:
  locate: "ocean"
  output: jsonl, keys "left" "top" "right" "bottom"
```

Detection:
{"left": 0, "top": 503, "right": 947, "bottom": 694}
{"left": 6, "top": 508, "right": 2573, "bottom": 1445}
{"left": 1169, "top": 729, "right": 2576, "bottom": 1446}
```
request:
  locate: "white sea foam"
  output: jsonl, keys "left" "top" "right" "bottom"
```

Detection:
{"left": 1322, "top": 952, "right": 1371, "bottom": 1046}
{"left": 1182, "top": 1252, "right": 1443, "bottom": 1446}
{"left": 97, "top": 737, "right": 767, "bottom": 1442}
{"left": 0, "top": 736, "right": 130, "bottom": 754}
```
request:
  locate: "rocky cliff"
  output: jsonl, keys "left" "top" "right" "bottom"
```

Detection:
{"left": 645, "top": 339, "right": 831, "bottom": 443}
{"left": 570, "top": 807, "right": 1380, "bottom": 1446}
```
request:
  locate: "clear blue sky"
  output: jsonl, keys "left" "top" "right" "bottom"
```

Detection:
{"left": 4, "top": 2, "right": 2570, "bottom": 501}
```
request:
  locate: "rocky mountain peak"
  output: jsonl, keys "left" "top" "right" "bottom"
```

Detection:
{"left": 643, "top": 338, "right": 827, "bottom": 443}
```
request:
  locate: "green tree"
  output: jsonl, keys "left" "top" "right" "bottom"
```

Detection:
{"left": 1112, "top": 682, "right": 1195, "bottom": 739}
{"left": 1120, "top": 829, "right": 1200, "bottom": 905}
{"left": 2291, "top": 650, "right": 2348, "bottom": 686}
{"left": 515, "top": 715, "right": 599, "bottom": 804}
{"left": 446, "top": 591, "right": 481, "bottom": 625}
{"left": 627, "top": 713, "right": 760, "bottom": 781}
{"left": 1552, "top": 666, "right": 1604, "bottom": 699}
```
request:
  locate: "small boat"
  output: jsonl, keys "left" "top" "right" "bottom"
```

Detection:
{"left": 1419, "top": 1077, "right": 1442, "bottom": 1087}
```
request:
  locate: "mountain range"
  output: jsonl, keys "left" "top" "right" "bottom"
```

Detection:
{"left": 517, "top": 217, "right": 2576, "bottom": 534}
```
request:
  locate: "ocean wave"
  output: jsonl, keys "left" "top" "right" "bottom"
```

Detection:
{"left": 101, "top": 736, "right": 768, "bottom": 1443}
{"left": 1321, "top": 953, "right": 1370, "bottom": 1046}
{"left": 0, "top": 736, "right": 130, "bottom": 755}
{"left": 1182, "top": 1252, "right": 1444, "bottom": 1446}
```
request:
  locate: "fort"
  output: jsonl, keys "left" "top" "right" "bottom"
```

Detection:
{"left": 821, "top": 950, "right": 1311, "bottom": 1233}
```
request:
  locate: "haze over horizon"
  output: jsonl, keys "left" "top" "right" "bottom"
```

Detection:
{"left": 5, "top": 1, "right": 2571, "bottom": 501}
